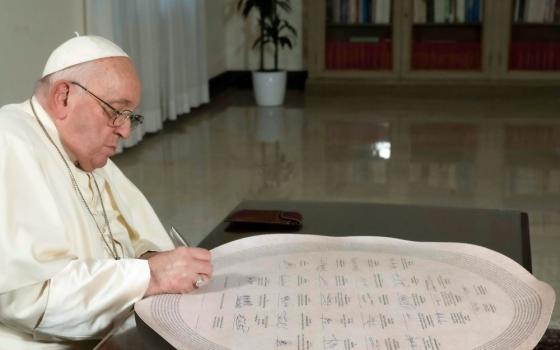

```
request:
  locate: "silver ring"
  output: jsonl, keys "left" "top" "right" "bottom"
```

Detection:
{"left": 194, "top": 276, "right": 204, "bottom": 289}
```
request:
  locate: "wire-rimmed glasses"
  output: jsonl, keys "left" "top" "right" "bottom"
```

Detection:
{"left": 71, "top": 81, "right": 144, "bottom": 129}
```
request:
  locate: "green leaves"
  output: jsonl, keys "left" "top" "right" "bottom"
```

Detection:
{"left": 237, "top": 0, "right": 297, "bottom": 71}
{"left": 237, "top": 0, "right": 271, "bottom": 18}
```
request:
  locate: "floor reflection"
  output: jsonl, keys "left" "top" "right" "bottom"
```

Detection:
{"left": 114, "top": 89, "right": 560, "bottom": 328}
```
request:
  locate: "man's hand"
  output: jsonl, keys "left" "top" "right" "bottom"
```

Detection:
{"left": 144, "top": 247, "right": 212, "bottom": 296}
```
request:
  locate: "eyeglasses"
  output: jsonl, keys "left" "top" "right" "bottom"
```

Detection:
{"left": 70, "top": 82, "right": 144, "bottom": 130}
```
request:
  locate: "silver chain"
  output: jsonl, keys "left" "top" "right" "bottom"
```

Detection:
{"left": 29, "top": 99, "right": 120, "bottom": 260}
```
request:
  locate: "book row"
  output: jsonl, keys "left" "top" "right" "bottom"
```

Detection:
{"left": 326, "top": 41, "right": 560, "bottom": 71}
{"left": 326, "top": 41, "right": 392, "bottom": 69}
{"left": 513, "top": 0, "right": 560, "bottom": 23}
{"left": 327, "top": 0, "right": 392, "bottom": 25}
{"left": 510, "top": 42, "right": 560, "bottom": 69}
{"left": 411, "top": 42, "right": 481, "bottom": 69}
{"left": 413, "top": 0, "right": 483, "bottom": 24}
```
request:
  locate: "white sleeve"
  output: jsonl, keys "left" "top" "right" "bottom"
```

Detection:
{"left": 0, "top": 281, "right": 48, "bottom": 335}
{"left": 32, "top": 258, "right": 151, "bottom": 341}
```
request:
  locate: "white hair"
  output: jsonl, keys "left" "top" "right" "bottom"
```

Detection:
{"left": 34, "top": 61, "right": 105, "bottom": 98}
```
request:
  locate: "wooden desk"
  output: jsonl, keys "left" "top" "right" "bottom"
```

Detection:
{"left": 95, "top": 200, "right": 532, "bottom": 350}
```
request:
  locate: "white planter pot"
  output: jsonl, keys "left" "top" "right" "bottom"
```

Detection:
{"left": 252, "top": 71, "right": 287, "bottom": 106}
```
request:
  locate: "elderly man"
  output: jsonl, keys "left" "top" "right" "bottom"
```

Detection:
{"left": 0, "top": 35, "right": 212, "bottom": 349}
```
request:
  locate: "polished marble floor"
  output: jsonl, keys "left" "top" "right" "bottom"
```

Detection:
{"left": 113, "top": 88, "right": 560, "bottom": 327}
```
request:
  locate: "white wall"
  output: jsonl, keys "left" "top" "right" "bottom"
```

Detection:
{"left": 0, "top": 0, "right": 85, "bottom": 106}
{"left": 206, "top": 0, "right": 228, "bottom": 78}
{"left": 0, "top": 0, "right": 303, "bottom": 106}
{"left": 225, "top": 0, "right": 304, "bottom": 71}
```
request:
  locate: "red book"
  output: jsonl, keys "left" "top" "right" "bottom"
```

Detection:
{"left": 385, "top": 42, "right": 392, "bottom": 69}
{"left": 464, "top": 43, "right": 470, "bottom": 70}
{"left": 428, "top": 42, "right": 435, "bottom": 69}
{"left": 343, "top": 42, "right": 349, "bottom": 69}
{"left": 517, "top": 43, "right": 523, "bottom": 70}
{"left": 341, "top": 41, "right": 347, "bottom": 70}
{"left": 332, "top": 42, "right": 338, "bottom": 69}
{"left": 335, "top": 42, "right": 342, "bottom": 69}
{"left": 514, "top": 43, "right": 520, "bottom": 70}
{"left": 552, "top": 43, "right": 560, "bottom": 69}
{"left": 422, "top": 43, "right": 428, "bottom": 69}
{"left": 357, "top": 43, "right": 362, "bottom": 69}
{"left": 369, "top": 43, "right": 376, "bottom": 69}
{"left": 381, "top": 42, "right": 388, "bottom": 69}
{"left": 516, "top": 42, "right": 524, "bottom": 70}
{"left": 462, "top": 43, "right": 469, "bottom": 70}
{"left": 362, "top": 43, "right": 369, "bottom": 69}
{"left": 544, "top": 43, "right": 552, "bottom": 69}
{"left": 431, "top": 42, "right": 439, "bottom": 69}
{"left": 345, "top": 42, "right": 351, "bottom": 69}
{"left": 341, "top": 41, "right": 348, "bottom": 69}
{"left": 375, "top": 42, "right": 382, "bottom": 69}
{"left": 327, "top": 42, "right": 330, "bottom": 69}
{"left": 439, "top": 43, "right": 445, "bottom": 69}
{"left": 331, "top": 42, "right": 338, "bottom": 69}
{"left": 411, "top": 43, "right": 418, "bottom": 69}
{"left": 473, "top": 43, "right": 480, "bottom": 69}
{"left": 509, "top": 43, "right": 515, "bottom": 69}
{"left": 416, "top": 42, "right": 423, "bottom": 69}
{"left": 536, "top": 42, "right": 544, "bottom": 70}
{"left": 380, "top": 42, "right": 386, "bottom": 69}
{"left": 510, "top": 43, "right": 520, "bottom": 69}
{"left": 450, "top": 43, "right": 458, "bottom": 69}
{"left": 352, "top": 43, "right": 358, "bottom": 69}
{"left": 326, "top": 42, "right": 333, "bottom": 69}
{"left": 330, "top": 42, "right": 336, "bottom": 69}
{"left": 364, "top": 43, "right": 372, "bottom": 69}
{"left": 457, "top": 43, "right": 464, "bottom": 69}
{"left": 364, "top": 43, "right": 370, "bottom": 69}
{"left": 349, "top": 43, "right": 355, "bottom": 69}
{"left": 443, "top": 43, "right": 450, "bottom": 69}
{"left": 420, "top": 42, "right": 428, "bottom": 69}
{"left": 420, "top": 42, "right": 427, "bottom": 69}
{"left": 412, "top": 43, "right": 420, "bottom": 69}
{"left": 462, "top": 43, "right": 469, "bottom": 69}
{"left": 526, "top": 43, "right": 534, "bottom": 70}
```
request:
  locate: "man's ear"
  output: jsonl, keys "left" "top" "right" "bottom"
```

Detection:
{"left": 50, "top": 81, "right": 71, "bottom": 120}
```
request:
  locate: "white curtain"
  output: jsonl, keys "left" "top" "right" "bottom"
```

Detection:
{"left": 85, "top": 0, "right": 209, "bottom": 149}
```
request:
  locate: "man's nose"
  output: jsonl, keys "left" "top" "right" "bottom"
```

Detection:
{"left": 115, "top": 120, "right": 132, "bottom": 138}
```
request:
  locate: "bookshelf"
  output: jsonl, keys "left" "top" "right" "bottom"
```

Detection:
{"left": 307, "top": 0, "right": 560, "bottom": 82}
{"left": 509, "top": 0, "right": 560, "bottom": 71}
{"left": 411, "top": 0, "right": 484, "bottom": 71}
{"left": 325, "top": 0, "right": 393, "bottom": 71}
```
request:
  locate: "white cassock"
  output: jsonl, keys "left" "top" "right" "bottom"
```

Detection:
{"left": 0, "top": 97, "right": 175, "bottom": 349}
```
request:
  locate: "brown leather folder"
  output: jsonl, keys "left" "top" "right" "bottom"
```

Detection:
{"left": 225, "top": 209, "right": 303, "bottom": 232}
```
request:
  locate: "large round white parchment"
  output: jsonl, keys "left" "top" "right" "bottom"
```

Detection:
{"left": 135, "top": 234, "right": 555, "bottom": 350}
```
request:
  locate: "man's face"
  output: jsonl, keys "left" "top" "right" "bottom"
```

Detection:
{"left": 59, "top": 57, "right": 141, "bottom": 172}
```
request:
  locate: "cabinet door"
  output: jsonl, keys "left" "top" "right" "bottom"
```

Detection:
{"left": 308, "top": 0, "right": 400, "bottom": 78}
{"left": 400, "top": 0, "right": 492, "bottom": 79}
{"left": 495, "top": 0, "right": 560, "bottom": 79}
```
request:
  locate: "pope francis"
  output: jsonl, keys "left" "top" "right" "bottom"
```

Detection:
{"left": 0, "top": 35, "right": 213, "bottom": 349}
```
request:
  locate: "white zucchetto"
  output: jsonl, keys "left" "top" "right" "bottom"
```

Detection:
{"left": 41, "top": 34, "right": 128, "bottom": 78}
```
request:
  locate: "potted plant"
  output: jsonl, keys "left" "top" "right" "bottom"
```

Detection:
{"left": 237, "top": 0, "right": 297, "bottom": 106}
